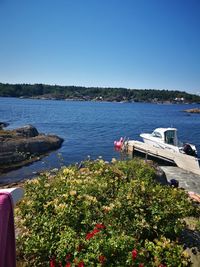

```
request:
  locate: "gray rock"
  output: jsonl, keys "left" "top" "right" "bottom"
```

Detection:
{"left": 146, "top": 160, "right": 169, "bottom": 185}
{"left": 14, "top": 125, "right": 39, "bottom": 137}
{"left": 0, "top": 126, "right": 64, "bottom": 169}
{"left": 154, "top": 165, "right": 169, "bottom": 185}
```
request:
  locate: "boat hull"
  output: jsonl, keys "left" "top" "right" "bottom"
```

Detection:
{"left": 140, "top": 134, "right": 180, "bottom": 153}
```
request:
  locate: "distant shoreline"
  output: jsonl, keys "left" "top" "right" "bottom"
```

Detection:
{"left": 0, "top": 82, "right": 200, "bottom": 104}
{"left": 1, "top": 95, "right": 200, "bottom": 105}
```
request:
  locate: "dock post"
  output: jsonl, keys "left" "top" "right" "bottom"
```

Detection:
{"left": 145, "top": 152, "right": 148, "bottom": 162}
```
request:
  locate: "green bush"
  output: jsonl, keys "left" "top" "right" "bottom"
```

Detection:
{"left": 16, "top": 158, "right": 197, "bottom": 266}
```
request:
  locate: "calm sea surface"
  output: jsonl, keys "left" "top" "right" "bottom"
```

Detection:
{"left": 0, "top": 97, "right": 200, "bottom": 184}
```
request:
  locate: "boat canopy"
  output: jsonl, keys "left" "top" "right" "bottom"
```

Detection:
{"left": 151, "top": 128, "right": 178, "bottom": 146}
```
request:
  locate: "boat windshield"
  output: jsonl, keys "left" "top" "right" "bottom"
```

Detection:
{"left": 165, "top": 130, "right": 176, "bottom": 145}
{"left": 152, "top": 131, "right": 162, "bottom": 138}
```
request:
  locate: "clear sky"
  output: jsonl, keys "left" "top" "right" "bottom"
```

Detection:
{"left": 0, "top": 0, "right": 199, "bottom": 93}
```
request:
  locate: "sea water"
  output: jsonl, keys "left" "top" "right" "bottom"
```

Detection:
{"left": 0, "top": 97, "right": 199, "bottom": 184}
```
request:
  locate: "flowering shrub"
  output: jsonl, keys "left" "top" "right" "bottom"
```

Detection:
{"left": 16, "top": 158, "right": 197, "bottom": 266}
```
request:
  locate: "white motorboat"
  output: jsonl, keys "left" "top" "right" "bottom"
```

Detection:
{"left": 140, "top": 128, "right": 198, "bottom": 157}
{"left": 122, "top": 127, "right": 200, "bottom": 174}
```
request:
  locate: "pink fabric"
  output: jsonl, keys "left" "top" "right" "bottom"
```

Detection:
{"left": 0, "top": 192, "right": 16, "bottom": 267}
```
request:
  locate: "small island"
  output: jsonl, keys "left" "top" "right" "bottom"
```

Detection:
{"left": 184, "top": 108, "right": 200, "bottom": 114}
{"left": 0, "top": 124, "right": 63, "bottom": 172}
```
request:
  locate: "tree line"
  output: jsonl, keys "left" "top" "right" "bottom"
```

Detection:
{"left": 0, "top": 82, "right": 199, "bottom": 103}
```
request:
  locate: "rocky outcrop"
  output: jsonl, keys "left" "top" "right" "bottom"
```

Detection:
{"left": 154, "top": 165, "right": 169, "bottom": 185}
{"left": 145, "top": 160, "right": 169, "bottom": 185}
{"left": 0, "top": 125, "right": 64, "bottom": 171}
{"left": 184, "top": 108, "right": 200, "bottom": 114}
{"left": 14, "top": 125, "right": 39, "bottom": 137}
{"left": 0, "top": 122, "right": 9, "bottom": 129}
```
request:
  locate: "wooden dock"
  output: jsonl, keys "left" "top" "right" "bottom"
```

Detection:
{"left": 160, "top": 166, "right": 200, "bottom": 195}
{"left": 126, "top": 140, "right": 200, "bottom": 175}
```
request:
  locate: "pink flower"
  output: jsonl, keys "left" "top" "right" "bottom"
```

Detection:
{"left": 66, "top": 254, "right": 71, "bottom": 260}
{"left": 159, "top": 265, "right": 166, "bottom": 267}
{"left": 86, "top": 232, "right": 95, "bottom": 240}
{"left": 78, "top": 261, "right": 84, "bottom": 267}
{"left": 99, "top": 255, "right": 106, "bottom": 264}
{"left": 65, "top": 253, "right": 71, "bottom": 267}
{"left": 86, "top": 229, "right": 100, "bottom": 240}
{"left": 95, "top": 223, "right": 106, "bottom": 229}
{"left": 132, "top": 249, "right": 137, "bottom": 260}
{"left": 50, "top": 257, "right": 56, "bottom": 267}
{"left": 139, "top": 264, "right": 144, "bottom": 267}
{"left": 93, "top": 228, "right": 100, "bottom": 234}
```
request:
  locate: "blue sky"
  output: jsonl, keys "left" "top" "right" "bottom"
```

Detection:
{"left": 0, "top": 0, "right": 199, "bottom": 93}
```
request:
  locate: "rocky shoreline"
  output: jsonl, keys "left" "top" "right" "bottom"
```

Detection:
{"left": 0, "top": 124, "right": 63, "bottom": 173}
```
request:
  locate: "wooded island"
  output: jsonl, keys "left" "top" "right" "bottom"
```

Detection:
{"left": 0, "top": 83, "right": 200, "bottom": 103}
